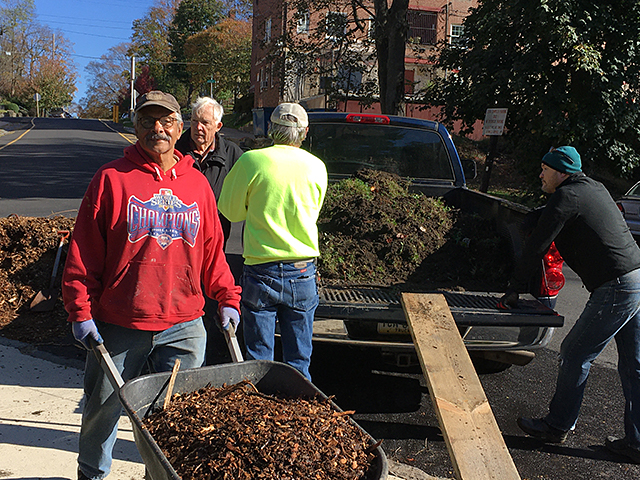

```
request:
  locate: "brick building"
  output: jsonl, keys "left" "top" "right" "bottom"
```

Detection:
{"left": 250, "top": 0, "right": 477, "bottom": 118}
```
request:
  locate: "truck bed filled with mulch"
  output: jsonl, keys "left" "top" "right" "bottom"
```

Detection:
{"left": 142, "top": 379, "right": 379, "bottom": 480}
{"left": 317, "top": 169, "right": 513, "bottom": 291}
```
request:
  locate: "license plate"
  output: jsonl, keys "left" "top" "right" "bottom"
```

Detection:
{"left": 377, "top": 322, "right": 410, "bottom": 334}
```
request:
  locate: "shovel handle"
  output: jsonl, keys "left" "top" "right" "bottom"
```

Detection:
{"left": 224, "top": 323, "right": 244, "bottom": 363}
{"left": 89, "top": 337, "right": 125, "bottom": 391}
{"left": 48, "top": 230, "right": 70, "bottom": 289}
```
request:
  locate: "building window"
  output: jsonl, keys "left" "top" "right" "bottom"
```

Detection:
{"left": 297, "top": 11, "right": 310, "bottom": 34}
{"left": 407, "top": 10, "right": 437, "bottom": 45}
{"left": 325, "top": 12, "right": 347, "bottom": 40}
{"left": 336, "top": 65, "right": 362, "bottom": 92}
{"left": 450, "top": 24, "right": 464, "bottom": 45}
{"left": 264, "top": 17, "right": 272, "bottom": 43}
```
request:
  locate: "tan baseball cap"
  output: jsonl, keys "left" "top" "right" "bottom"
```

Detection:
{"left": 270, "top": 103, "right": 308, "bottom": 128}
{"left": 134, "top": 90, "right": 181, "bottom": 114}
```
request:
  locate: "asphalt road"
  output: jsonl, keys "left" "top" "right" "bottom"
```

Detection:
{"left": 1, "top": 116, "right": 638, "bottom": 479}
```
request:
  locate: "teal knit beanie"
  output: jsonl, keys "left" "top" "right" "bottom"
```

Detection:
{"left": 542, "top": 146, "right": 582, "bottom": 174}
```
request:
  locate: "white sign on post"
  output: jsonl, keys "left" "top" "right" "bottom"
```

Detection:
{"left": 483, "top": 108, "right": 508, "bottom": 136}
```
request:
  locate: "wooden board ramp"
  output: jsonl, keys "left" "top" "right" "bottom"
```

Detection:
{"left": 400, "top": 293, "right": 520, "bottom": 480}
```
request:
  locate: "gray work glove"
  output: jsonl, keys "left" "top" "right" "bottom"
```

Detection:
{"left": 497, "top": 290, "right": 519, "bottom": 309}
{"left": 219, "top": 307, "right": 240, "bottom": 331}
{"left": 72, "top": 319, "right": 103, "bottom": 349}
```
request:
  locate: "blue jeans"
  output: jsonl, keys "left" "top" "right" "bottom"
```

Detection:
{"left": 545, "top": 268, "right": 640, "bottom": 445}
{"left": 241, "top": 260, "right": 318, "bottom": 379}
{"left": 78, "top": 318, "right": 206, "bottom": 479}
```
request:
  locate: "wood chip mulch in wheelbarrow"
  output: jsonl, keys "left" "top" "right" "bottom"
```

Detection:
{"left": 142, "top": 380, "right": 379, "bottom": 480}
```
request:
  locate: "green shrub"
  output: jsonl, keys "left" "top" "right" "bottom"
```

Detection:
{"left": 3, "top": 102, "right": 18, "bottom": 113}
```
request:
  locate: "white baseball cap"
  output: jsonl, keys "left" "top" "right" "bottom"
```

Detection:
{"left": 270, "top": 103, "right": 308, "bottom": 128}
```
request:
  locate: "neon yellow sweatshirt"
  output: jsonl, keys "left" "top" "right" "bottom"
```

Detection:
{"left": 218, "top": 144, "right": 328, "bottom": 265}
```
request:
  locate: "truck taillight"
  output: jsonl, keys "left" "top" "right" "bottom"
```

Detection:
{"left": 345, "top": 113, "right": 390, "bottom": 124}
{"left": 540, "top": 242, "right": 565, "bottom": 296}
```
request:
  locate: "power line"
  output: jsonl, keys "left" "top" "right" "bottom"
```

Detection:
{"left": 70, "top": 53, "right": 107, "bottom": 60}
{"left": 37, "top": 13, "right": 133, "bottom": 26}
{"left": 45, "top": 19, "right": 132, "bottom": 31}
{"left": 52, "top": 28, "right": 130, "bottom": 40}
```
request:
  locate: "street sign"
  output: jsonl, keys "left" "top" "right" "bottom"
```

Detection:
{"left": 483, "top": 108, "right": 508, "bottom": 136}
{"left": 33, "top": 93, "right": 41, "bottom": 102}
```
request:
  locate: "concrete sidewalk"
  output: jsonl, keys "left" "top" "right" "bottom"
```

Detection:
{"left": 0, "top": 337, "right": 144, "bottom": 480}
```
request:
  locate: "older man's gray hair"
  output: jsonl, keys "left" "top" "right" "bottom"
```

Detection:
{"left": 268, "top": 116, "right": 308, "bottom": 147}
{"left": 191, "top": 96, "right": 224, "bottom": 123}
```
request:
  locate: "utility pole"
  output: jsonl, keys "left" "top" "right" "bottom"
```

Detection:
{"left": 129, "top": 56, "right": 136, "bottom": 118}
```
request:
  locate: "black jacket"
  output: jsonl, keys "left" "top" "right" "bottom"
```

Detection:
{"left": 176, "top": 129, "right": 244, "bottom": 200}
{"left": 176, "top": 129, "right": 245, "bottom": 242}
{"left": 511, "top": 173, "right": 640, "bottom": 292}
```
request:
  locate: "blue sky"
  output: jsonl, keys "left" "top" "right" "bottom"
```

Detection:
{"left": 33, "top": 0, "right": 155, "bottom": 103}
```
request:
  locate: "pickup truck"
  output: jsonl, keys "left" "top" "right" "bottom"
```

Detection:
{"left": 301, "top": 112, "right": 565, "bottom": 372}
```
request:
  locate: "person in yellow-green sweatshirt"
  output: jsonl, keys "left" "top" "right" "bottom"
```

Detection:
{"left": 218, "top": 103, "right": 327, "bottom": 379}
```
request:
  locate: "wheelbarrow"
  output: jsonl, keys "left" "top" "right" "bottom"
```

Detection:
{"left": 90, "top": 328, "right": 388, "bottom": 480}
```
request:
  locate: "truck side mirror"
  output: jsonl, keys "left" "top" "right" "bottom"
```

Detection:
{"left": 461, "top": 158, "right": 478, "bottom": 181}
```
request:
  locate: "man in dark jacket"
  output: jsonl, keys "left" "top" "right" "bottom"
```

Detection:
{"left": 500, "top": 146, "right": 640, "bottom": 463}
{"left": 176, "top": 96, "right": 244, "bottom": 245}
{"left": 176, "top": 96, "right": 245, "bottom": 365}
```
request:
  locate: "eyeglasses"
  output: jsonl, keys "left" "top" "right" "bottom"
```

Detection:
{"left": 138, "top": 115, "right": 177, "bottom": 129}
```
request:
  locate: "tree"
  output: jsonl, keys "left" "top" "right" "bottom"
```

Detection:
{"left": 371, "top": 0, "right": 409, "bottom": 114}
{"left": 80, "top": 43, "right": 132, "bottom": 119}
{"left": 0, "top": 0, "right": 77, "bottom": 113}
{"left": 184, "top": 18, "right": 251, "bottom": 101}
{"left": 0, "top": 0, "right": 35, "bottom": 97}
{"left": 430, "top": 0, "right": 640, "bottom": 178}
{"left": 131, "top": 0, "right": 178, "bottom": 92}
{"left": 31, "top": 57, "right": 76, "bottom": 112}
{"left": 167, "top": 0, "right": 226, "bottom": 103}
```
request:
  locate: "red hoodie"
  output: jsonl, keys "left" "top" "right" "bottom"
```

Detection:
{"left": 62, "top": 143, "right": 241, "bottom": 330}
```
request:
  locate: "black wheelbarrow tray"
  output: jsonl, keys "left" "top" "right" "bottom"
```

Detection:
{"left": 117, "top": 359, "right": 389, "bottom": 480}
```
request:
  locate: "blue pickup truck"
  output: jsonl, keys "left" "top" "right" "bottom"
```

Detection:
{"left": 302, "top": 112, "right": 565, "bottom": 372}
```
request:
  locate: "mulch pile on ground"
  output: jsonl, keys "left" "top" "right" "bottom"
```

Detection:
{"left": 0, "top": 215, "right": 75, "bottom": 344}
{"left": 317, "top": 168, "right": 513, "bottom": 292}
{"left": 143, "top": 380, "right": 378, "bottom": 480}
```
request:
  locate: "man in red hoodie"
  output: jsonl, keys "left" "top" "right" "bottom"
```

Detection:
{"left": 62, "top": 91, "right": 242, "bottom": 480}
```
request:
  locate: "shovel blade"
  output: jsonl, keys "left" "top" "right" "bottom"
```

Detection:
{"left": 29, "top": 289, "right": 56, "bottom": 312}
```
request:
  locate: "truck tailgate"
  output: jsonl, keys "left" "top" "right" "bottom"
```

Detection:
{"left": 316, "top": 286, "right": 564, "bottom": 328}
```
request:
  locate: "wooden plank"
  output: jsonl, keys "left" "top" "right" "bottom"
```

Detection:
{"left": 401, "top": 292, "right": 520, "bottom": 480}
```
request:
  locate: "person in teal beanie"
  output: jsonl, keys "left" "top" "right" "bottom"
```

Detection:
{"left": 499, "top": 146, "right": 640, "bottom": 463}
{"left": 540, "top": 145, "right": 582, "bottom": 175}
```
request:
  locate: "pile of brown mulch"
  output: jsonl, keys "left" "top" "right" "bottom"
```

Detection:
{"left": 143, "top": 380, "right": 378, "bottom": 480}
{"left": 0, "top": 215, "right": 75, "bottom": 344}
{"left": 317, "top": 169, "right": 513, "bottom": 291}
